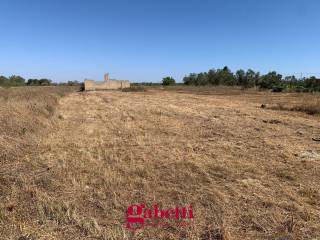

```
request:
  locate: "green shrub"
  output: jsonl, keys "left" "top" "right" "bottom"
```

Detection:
{"left": 162, "top": 77, "right": 176, "bottom": 86}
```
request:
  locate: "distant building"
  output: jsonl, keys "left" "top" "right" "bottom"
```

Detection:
{"left": 84, "top": 73, "right": 130, "bottom": 91}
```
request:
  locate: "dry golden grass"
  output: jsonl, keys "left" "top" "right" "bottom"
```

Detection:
{"left": 1, "top": 86, "right": 320, "bottom": 239}
{"left": 266, "top": 95, "right": 320, "bottom": 115}
{"left": 0, "top": 86, "right": 75, "bottom": 162}
{"left": 164, "top": 86, "right": 320, "bottom": 115}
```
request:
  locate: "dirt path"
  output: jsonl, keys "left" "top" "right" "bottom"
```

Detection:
{"left": 25, "top": 90, "right": 320, "bottom": 239}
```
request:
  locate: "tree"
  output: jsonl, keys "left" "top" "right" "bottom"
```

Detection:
{"left": 162, "top": 77, "right": 176, "bottom": 86}
{"left": 236, "top": 69, "right": 246, "bottom": 87}
{"left": 26, "top": 78, "right": 51, "bottom": 86}
{"left": 39, "top": 79, "right": 52, "bottom": 85}
{"left": 217, "top": 66, "right": 236, "bottom": 85}
{"left": 208, "top": 69, "right": 219, "bottom": 85}
{"left": 183, "top": 73, "right": 197, "bottom": 85}
{"left": 284, "top": 75, "right": 298, "bottom": 89}
{"left": 27, "top": 79, "right": 40, "bottom": 85}
{"left": 246, "top": 69, "right": 260, "bottom": 88}
{"left": 180, "top": 67, "right": 319, "bottom": 92}
{"left": 0, "top": 76, "right": 9, "bottom": 86}
{"left": 197, "top": 72, "right": 209, "bottom": 86}
{"left": 8, "top": 75, "right": 25, "bottom": 86}
{"left": 258, "top": 71, "right": 282, "bottom": 89}
{"left": 67, "top": 80, "right": 80, "bottom": 86}
{"left": 304, "top": 76, "right": 320, "bottom": 91}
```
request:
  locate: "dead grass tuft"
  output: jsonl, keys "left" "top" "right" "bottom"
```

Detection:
{"left": 122, "top": 85, "right": 146, "bottom": 92}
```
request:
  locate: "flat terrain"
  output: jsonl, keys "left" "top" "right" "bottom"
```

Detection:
{"left": 1, "top": 87, "right": 320, "bottom": 239}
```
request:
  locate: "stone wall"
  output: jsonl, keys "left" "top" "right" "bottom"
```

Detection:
{"left": 84, "top": 73, "right": 130, "bottom": 91}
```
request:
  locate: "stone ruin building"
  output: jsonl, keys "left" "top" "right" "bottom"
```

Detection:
{"left": 84, "top": 73, "right": 130, "bottom": 91}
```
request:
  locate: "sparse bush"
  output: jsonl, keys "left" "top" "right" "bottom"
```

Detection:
{"left": 79, "top": 83, "right": 85, "bottom": 91}
{"left": 122, "top": 85, "right": 145, "bottom": 92}
{"left": 272, "top": 86, "right": 284, "bottom": 92}
{"left": 132, "top": 82, "right": 161, "bottom": 86}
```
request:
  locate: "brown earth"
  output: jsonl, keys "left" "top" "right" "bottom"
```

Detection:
{"left": 1, "top": 87, "right": 320, "bottom": 239}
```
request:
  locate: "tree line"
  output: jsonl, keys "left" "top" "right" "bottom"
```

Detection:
{"left": 182, "top": 66, "right": 320, "bottom": 92}
{"left": 0, "top": 75, "right": 81, "bottom": 87}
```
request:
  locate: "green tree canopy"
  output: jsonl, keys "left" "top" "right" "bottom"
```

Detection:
{"left": 0, "top": 76, "right": 9, "bottom": 86}
{"left": 162, "top": 77, "right": 176, "bottom": 86}
{"left": 258, "top": 71, "right": 282, "bottom": 89}
{"left": 8, "top": 75, "right": 25, "bottom": 86}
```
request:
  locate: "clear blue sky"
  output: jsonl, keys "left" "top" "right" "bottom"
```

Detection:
{"left": 0, "top": 0, "right": 319, "bottom": 82}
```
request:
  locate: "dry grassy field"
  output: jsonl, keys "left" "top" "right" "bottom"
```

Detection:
{"left": 1, "top": 86, "right": 320, "bottom": 240}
